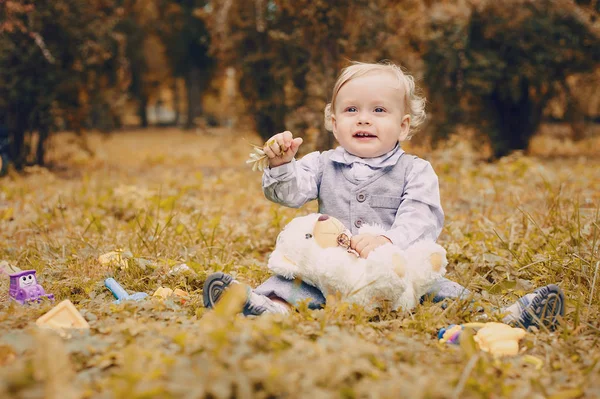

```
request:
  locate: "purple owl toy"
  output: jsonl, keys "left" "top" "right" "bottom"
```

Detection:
{"left": 9, "top": 270, "right": 55, "bottom": 304}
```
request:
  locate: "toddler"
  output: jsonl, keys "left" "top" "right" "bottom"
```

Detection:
{"left": 204, "top": 61, "right": 564, "bottom": 330}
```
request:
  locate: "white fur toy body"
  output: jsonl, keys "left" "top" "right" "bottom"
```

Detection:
{"left": 267, "top": 214, "right": 448, "bottom": 311}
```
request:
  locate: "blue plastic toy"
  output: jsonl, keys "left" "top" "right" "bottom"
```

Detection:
{"left": 104, "top": 278, "right": 148, "bottom": 304}
{"left": 438, "top": 324, "right": 463, "bottom": 344}
{"left": 438, "top": 322, "right": 490, "bottom": 345}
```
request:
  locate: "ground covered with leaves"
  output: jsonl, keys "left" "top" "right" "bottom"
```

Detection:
{"left": 0, "top": 128, "right": 599, "bottom": 398}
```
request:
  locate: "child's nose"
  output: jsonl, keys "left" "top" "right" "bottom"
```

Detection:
{"left": 357, "top": 113, "right": 371, "bottom": 125}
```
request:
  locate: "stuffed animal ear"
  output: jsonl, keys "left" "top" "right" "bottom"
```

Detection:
{"left": 429, "top": 252, "right": 447, "bottom": 273}
{"left": 313, "top": 215, "right": 346, "bottom": 248}
{"left": 267, "top": 249, "right": 301, "bottom": 280}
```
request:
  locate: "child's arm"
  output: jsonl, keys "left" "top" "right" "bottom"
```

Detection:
{"left": 262, "top": 151, "right": 322, "bottom": 208}
{"left": 384, "top": 159, "right": 444, "bottom": 249}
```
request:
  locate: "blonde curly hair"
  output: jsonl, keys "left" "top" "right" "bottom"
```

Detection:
{"left": 324, "top": 61, "right": 426, "bottom": 138}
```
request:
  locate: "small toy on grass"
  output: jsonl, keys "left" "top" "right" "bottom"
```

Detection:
{"left": 9, "top": 270, "right": 55, "bottom": 305}
{"left": 36, "top": 299, "right": 90, "bottom": 330}
{"left": 438, "top": 324, "right": 464, "bottom": 345}
{"left": 98, "top": 250, "right": 132, "bottom": 269}
{"left": 438, "top": 322, "right": 527, "bottom": 357}
{"left": 104, "top": 278, "right": 148, "bottom": 304}
{"left": 153, "top": 286, "right": 190, "bottom": 303}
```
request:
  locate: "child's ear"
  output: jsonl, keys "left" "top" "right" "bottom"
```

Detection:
{"left": 331, "top": 114, "right": 339, "bottom": 140}
{"left": 398, "top": 114, "right": 411, "bottom": 141}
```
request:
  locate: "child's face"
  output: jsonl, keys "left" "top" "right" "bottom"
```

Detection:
{"left": 332, "top": 72, "right": 410, "bottom": 158}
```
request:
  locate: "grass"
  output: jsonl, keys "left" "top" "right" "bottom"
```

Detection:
{"left": 0, "top": 127, "right": 599, "bottom": 398}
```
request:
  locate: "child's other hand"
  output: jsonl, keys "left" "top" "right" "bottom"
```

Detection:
{"left": 264, "top": 131, "right": 303, "bottom": 167}
{"left": 350, "top": 234, "right": 392, "bottom": 259}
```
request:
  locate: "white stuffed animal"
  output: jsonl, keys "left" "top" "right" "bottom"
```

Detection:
{"left": 267, "top": 213, "right": 448, "bottom": 311}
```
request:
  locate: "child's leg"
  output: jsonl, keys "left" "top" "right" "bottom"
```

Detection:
{"left": 423, "top": 277, "right": 565, "bottom": 330}
{"left": 421, "top": 278, "right": 564, "bottom": 330}
{"left": 203, "top": 272, "right": 291, "bottom": 315}
{"left": 421, "top": 277, "right": 472, "bottom": 303}
{"left": 501, "top": 284, "right": 564, "bottom": 330}
{"left": 254, "top": 275, "right": 326, "bottom": 309}
{"left": 203, "top": 272, "right": 325, "bottom": 316}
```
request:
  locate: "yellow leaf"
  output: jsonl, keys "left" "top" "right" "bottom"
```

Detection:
{"left": 522, "top": 355, "right": 544, "bottom": 370}
{"left": 158, "top": 196, "right": 177, "bottom": 210}
{"left": 1, "top": 207, "right": 13, "bottom": 220}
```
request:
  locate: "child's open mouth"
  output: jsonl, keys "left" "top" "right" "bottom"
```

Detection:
{"left": 353, "top": 131, "right": 377, "bottom": 139}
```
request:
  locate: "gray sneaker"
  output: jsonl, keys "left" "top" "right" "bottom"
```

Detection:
{"left": 503, "top": 284, "right": 565, "bottom": 331}
{"left": 203, "top": 272, "right": 289, "bottom": 316}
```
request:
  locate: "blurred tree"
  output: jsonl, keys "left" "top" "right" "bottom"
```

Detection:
{"left": 209, "top": 0, "right": 293, "bottom": 140}
{"left": 275, "top": 0, "right": 378, "bottom": 150}
{"left": 423, "top": 0, "right": 600, "bottom": 158}
{"left": 210, "top": 0, "right": 394, "bottom": 144}
{"left": 155, "top": 0, "right": 215, "bottom": 129}
{"left": 0, "top": 0, "right": 124, "bottom": 169}
{"left": 116, "top": 0, "right": 156, "bottom": 128}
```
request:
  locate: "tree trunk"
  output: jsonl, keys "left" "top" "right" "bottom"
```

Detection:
{"left": 0, "top": 124, "right": 9, "bottom": 176}
{"left": 0, "top": 154, "right": 6, "bottom": 176}
{"left": 253, "top": 78, "right": 286, "bottom": 141}
{"left": 11, "top": 128, "right": 25, "bottom": 171}
{"left": 139, "top": 94, "right": 149, "bottom": 128}
{"left": 564, "top": 83, "right": 586, "bottom": 141}
{"left": 36, "top": 125, "right": 49, "bottom": 166}
{"left": 255, "top": 113, "right": 281, "bottom": 141}
{"left": 172, "top": 78, "right": 180, "bottom": 126}
{"left": 7, "top": 109, "right": 27, "bottom": 171}
{"left": 487, "top": 80, "right": 542, "bottom": 158}
{"left": 185, "top": 67, "right": 201, "bottom": 130}
{"left": 315, "top": 40, "right": 338, "bottom": 152}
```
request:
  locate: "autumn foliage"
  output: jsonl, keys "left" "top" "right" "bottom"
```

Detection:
{"left": 0, "top": 0, "right": 598, "bottom": 162}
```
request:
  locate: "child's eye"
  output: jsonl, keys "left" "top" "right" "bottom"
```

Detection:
{"left": 305, "top": 233, "right": 313, "bottom": 239}
{"left": 374, "top": 107, "right": 386, "bottom": 113}
{"left": 345, "top": 106, "right": 357, "bottom": 113}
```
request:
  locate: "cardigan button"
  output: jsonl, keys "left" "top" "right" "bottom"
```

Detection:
{"left": 355, "top": 219, "right": 363, "bottom": 228}
{"left": 357, "top": 192, "right": 366, "bottom": 202}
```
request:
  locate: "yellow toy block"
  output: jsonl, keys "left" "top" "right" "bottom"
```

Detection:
{"left": 173, "top": 288, "right": 189, "bottom": 299}
{"left": 153, "top": 287, "right": 190, "bottom": 303}
{"left": 36, "top": 300, "right": 90, "bottom": 330}
{"left": 153, "top": 287, "right": 174, "bottom": 299}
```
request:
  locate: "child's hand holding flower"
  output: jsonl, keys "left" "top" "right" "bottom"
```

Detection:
{"left": 264, "top": 131, "right": 303, "bottom": 168}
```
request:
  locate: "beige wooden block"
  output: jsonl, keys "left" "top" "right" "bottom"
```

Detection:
{"left": 153, "top": 286, "right": 174, "bottom": 299}
{"left": 173, "top": 288, "right": 189, "bottom": 299}
{"left": 36, "top": 300, "right": 90, "bottom": 330}
{"left": 153, "top": 287, "right": 189, "bottom": 303}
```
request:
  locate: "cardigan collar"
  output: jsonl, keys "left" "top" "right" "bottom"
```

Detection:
{"left": 329, "top": 143, "right": 404, "bottom": 168}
